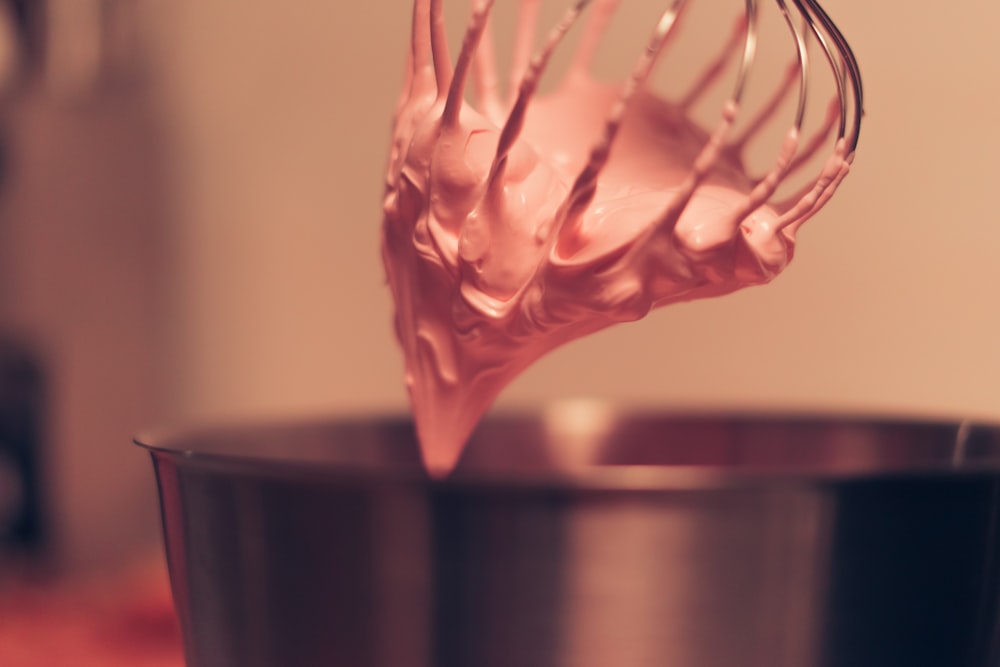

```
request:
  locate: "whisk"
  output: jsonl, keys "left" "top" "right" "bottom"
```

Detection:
{"left": 382, "top": 0, "right": 864, "bottom": 473}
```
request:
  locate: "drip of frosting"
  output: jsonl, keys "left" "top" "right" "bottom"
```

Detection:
{"left": 381, "top": 0, "right": 855, "bottom": 475}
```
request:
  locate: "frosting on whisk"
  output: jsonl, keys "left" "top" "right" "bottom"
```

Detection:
{"left": 381, "top": 0, "right": 862, "bottom": 475}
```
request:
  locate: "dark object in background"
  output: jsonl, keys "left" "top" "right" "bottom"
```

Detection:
{"left": 0, "top": 336, "right": 45, "bottom": 553}
{"left": 7, "top": 0, "right": 41, "bottom": 75}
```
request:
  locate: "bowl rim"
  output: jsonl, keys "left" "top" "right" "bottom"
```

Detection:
{"left": 133, "top": 406, "right": 1000, "bottom": 491}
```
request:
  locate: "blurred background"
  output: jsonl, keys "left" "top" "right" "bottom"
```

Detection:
{"left": 0, "top": 0, "right": 997, "bottom": 660}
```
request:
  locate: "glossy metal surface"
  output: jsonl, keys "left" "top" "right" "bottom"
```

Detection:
{"left": 139, "top": 409, "right": 1000, "bottom": 667}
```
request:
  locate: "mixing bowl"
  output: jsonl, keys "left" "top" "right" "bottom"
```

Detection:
{"left": 137, "top": 407, "right": 1000, "bottom": 667}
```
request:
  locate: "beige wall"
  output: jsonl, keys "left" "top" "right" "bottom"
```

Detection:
{"left": 148, "top": 0, "right": 1000, "bottom": 423}
{"left": 146, "top": 0, "right": 412, "bottom": 423}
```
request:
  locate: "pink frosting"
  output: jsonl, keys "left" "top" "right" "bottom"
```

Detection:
{"left": 382, "top": 0, "right": 855, "bottom": 475}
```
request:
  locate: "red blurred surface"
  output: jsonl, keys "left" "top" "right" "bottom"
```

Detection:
{"left": 0, "top": 560, "right": 184, "bottom": 667}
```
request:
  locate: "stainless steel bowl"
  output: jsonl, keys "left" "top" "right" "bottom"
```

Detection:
{"left": 137, "top": 409, "right": 1000, "bottom": 667}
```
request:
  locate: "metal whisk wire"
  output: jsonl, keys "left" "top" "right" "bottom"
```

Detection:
{"left": 797, "top": 0, "right": 864, "bottom": 153}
